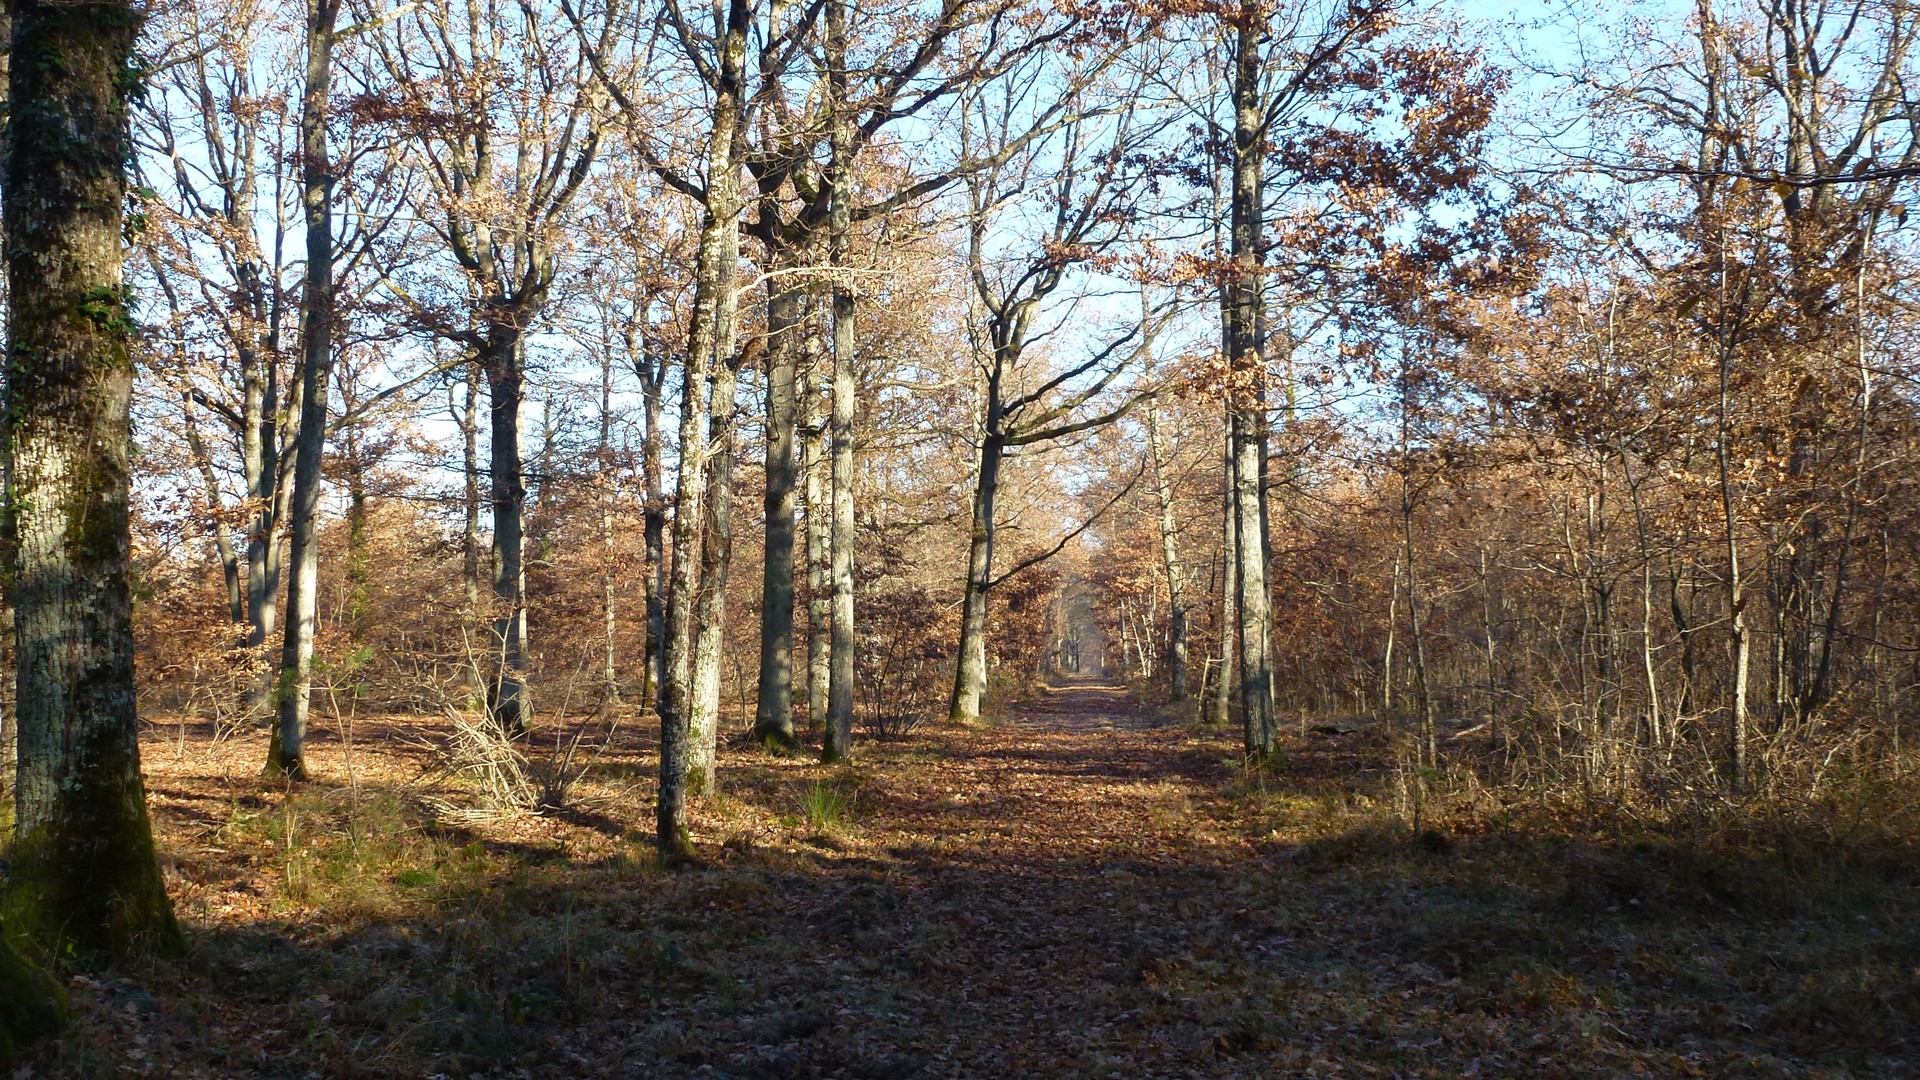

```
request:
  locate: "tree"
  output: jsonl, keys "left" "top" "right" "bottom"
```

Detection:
{"left": 3, "top": 0, "right": 182, "bottom": 954}
{"left": 363, "top": 0, "right": 607, "bottom": 736}
{"left": 0, "top": 931, "right": 65, "bottom": 1062}
{"left": 267, "top": 0, "right": 344, "bottom": 779}
{"left": 135, "top": 0, "right": 302, "bottom": 725}
{"left": 946, "top": 66, "right": 1162, "bottom": 724}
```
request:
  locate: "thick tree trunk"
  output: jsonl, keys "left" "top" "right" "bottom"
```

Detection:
{"left": 804, "top": 372, "right": 831, "bottom": 734}
{"left": 242, "top": 353, "right": 282, "bottom": 721}
{"left": 689, "top": 353, "right": 741, "bottom": 794}
{"left": 1148, "top": 410, "right": 1189, "bottom": 700}
{"left": 824, "top": 287, "right": 857, "bottom": 761}
{"left": 229, "top": 228, "right": 290, "bottom": 723}
{"left": 485, "top": 334, "right": 530, "bottom": 736}
{"left": 1230, "top": 409, "right": 1275, "bottom": 756}
{"left": 754, "top": 276, "right": 802, "bottom": 745}
{"left": 949, "top": 436, "right": 1003, "bottom": 725}
{"left": 268, "top": 0, "right": 341, "bottom": 782}
{"left": 3, "top": 0, "right": 181, "bottom": 955}
{"left": 1227, "top": 6, "right": 1276, "bottom": 757}
{"left": 822, "top": 0, "right": 857, "bottom": 762}
{"left": 658, "top": 40, "right": 744, "bottom": 853}
{"left": 0, "top": 928, "right": 66, "bottom": 1064}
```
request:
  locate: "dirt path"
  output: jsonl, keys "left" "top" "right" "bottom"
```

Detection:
{"left": 1010, "top": 675, "right": 1161, "bottom": 732}
{"left": 52, "top": 689, "right": 1916, "bottom": 1077}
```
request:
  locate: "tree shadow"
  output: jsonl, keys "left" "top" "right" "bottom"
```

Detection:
{"left": 23, "top": 709, "right": 1920, "bottom": 1079}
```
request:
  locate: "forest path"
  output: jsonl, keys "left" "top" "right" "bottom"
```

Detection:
{"left": 1005, "top": 674, "right": 1160, "bottom": 733}
{"left": 97, "top": 696, "right": 1903, "bottom": 1078}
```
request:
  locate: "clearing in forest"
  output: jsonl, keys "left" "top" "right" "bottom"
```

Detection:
{"left": 35, "top": 683, "right": 1920, "bottom": 1078}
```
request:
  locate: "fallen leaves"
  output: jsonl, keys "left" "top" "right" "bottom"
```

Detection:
{"left": 19, "top": 685, "right": 1920, "bottom": 1077}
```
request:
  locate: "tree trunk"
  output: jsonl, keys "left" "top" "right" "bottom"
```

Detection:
{"left": 599, "top": 349, "right": 620, "bottom": 701}
{"left": 1479, "top": 547, "right": 1504, "bottom": 748}
{"left": 1207, "top": 445, "right": 1235, "bottom": 727}
{"left": 268, "top": 0, "right": 342, "bottom": 782}
{"left": 0, "top": 13, "right": 66, "bottom": 1041}
{"left": 1227, "top": 1, "right": 1276, "bottom": 758}
{"left": 949, "top": 436, "right": 1003, "bottom": 725}
{"left": 639, "top": 344, "right": 667, "bottom": 711}
{"left": 341, "top": 419, "right": 371, "bottom": 636}
{"left": 804, "top": 363, "right": 831, "bottom": 734}
{"left": 822, "top": 0, "right": 857, "bottom": 762}
{"left": 181, "top": 396, "right": 246, "bottom": 625}
{"left": 754, "top": 274, "right": 802, "bottom": 745}
{"left": 3, "top": 0, "right": 181, "bottom": 955}
{"left": 1149, "top": 409, "right": 1189, "bottom": 700}
{"left": 658, "top": 30, "right": 745, "bottom": 854}
{"left": 690, "top": 352, "right": 742, "bottom": 794}
{"left": 458, "top": 359, "right": 484, "bottom": 698}
{"left": 0, "top": 927, "right": 66, "bottom": 1064}
{"left": 1383, "top": 554, "right": 1399, "bottom": 716}
{"left": 485, "top": 334, "right": 530, "bottom": 736}
{"left": 1403, "top": 487, "right": 1437, "bottom": 767}
{"left": 242, "top": 346, "right": 283, "bottom": 722}
{"left": 1712, "top": 226, "right": 1749, "bottom": 791}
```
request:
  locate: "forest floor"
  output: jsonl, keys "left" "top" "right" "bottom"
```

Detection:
{"left": 19, "top": 677, "right": 1920, "bottom": 1078}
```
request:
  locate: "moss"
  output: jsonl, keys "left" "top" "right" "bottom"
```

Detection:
{"left": 7, "top": 713, "right": 182, "bottom": 958}
{"left": 0, "top": 928, "right": 68, "bottom": 1065}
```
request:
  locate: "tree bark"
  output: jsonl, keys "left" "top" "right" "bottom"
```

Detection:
{"left": 803, "top": 354, "right": 831, "bottom": 734}
{"left": 267, "top": 0, "right": 341, "bottom": 781}
{"left": 1207, "top": 442, "right": 1235, "bottom": 727}
{"left": 658, "top": 0, "right": 746, "bottom": 852}
{"left": 3, "top": 0, "right": 182, "bottom": 954}
{"left": 456, "top": 360, "right": 484, "bottom": 696}
{"left": 822, "top": 0, "right": 857, "bottom": 762}
{"left": 639, "top": 343, "right": 667, "bottom": 711}
{"left": 949, "top": 435, "right": 1004, "bottom": 725}
{"left": 1149, "top": 409, "right": 1189, "bottom": 700}
{"left": 599, "top": 348, "right": 619, "bottom": 701}
{"left": 0, "top": 927, "right": 66, "bottom": 1064}
{"left": 690, "top": 349, "right": 743, "bottom": 794}
{"left": 1227, "top": 0, "right": 1276, "bottom": 757}
{"left": 754, "top": 274, "right": 802, "bottom": 745}
{"left": 180, "top": 395, "right": 245, "bottom": 624}
{"left": 485, "top": 334, "right": 530, "bottom": 736}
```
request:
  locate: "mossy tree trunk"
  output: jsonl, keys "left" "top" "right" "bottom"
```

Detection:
{"left": 0, "top": 927, "right": 66, "bottom": 1064}
{"left": 3, "top": 0, "right": 181, "bottom": 956}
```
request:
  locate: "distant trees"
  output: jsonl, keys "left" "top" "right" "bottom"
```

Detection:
{"left": 946, "top": 56, "right": 1162, "bottom": 724}
{"left": 2, "top": 0, "right": 1912, "bottom": 897}
{"left": 361, "top": 0, "right": 608, "bottom": 737}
